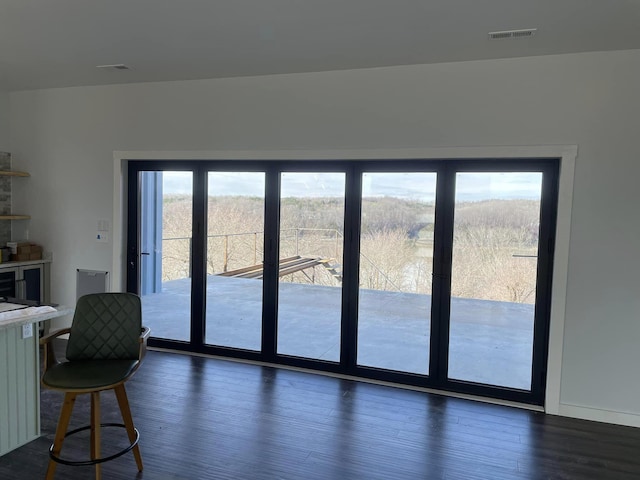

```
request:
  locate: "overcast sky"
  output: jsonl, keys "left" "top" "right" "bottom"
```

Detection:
{"left": 160, "top": 171, "right": 542, "bottom": 201}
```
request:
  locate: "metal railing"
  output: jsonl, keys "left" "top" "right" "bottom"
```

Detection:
{"left": 159, "top": 227, "right": 401, "bottom": 290}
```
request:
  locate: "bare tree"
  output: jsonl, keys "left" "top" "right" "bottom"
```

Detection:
{"left": 359, "top": 229, "right": 415, "bottom": 291}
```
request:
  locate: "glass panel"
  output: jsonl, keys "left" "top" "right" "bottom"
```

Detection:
{"left": 139, "top": 171, "right": 192, "bottom": 342}
{"left": 357, "top": 172, "right": 436, "bottom": 374}
{"left": 277, "top": 172, "right": 345, "bottom": 361}
{"left": 448, "top": 172, "right": 542, "bottom": 390}
{"left": 205, "top": 172, "right": 265, "bottom": 351}
{"left": 23, "top": 267, "right": 42, "bottom": 302}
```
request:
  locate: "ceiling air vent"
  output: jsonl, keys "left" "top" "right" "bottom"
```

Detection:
{"left": 96, "top": 64, "right": 131, "bottom": 70}
{"left": 488, "top": 28, "right": 537, "bottom": 40}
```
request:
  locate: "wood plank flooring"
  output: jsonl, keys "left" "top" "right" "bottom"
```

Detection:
{"left": 1, "top": 350, "right": 640, "bottom": 479}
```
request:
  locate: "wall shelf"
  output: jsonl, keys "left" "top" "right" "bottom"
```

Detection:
{"left": 0, "top": 168, "right": 31, "bottom": 221}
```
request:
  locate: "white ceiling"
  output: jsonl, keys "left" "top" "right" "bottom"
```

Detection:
{"left": 1, "top": 0, "right": 640, "bottom": 91}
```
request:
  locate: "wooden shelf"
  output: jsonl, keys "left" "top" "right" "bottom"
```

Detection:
{"left": 0, "top": 170, "right": 30, "bottom": 177}
{"left": 1, "top": 169, "right": 31, "bottom": 220}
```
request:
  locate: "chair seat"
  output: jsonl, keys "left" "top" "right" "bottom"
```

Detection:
{"left": 42, "top": 359, "right": 139, "bottom": 390}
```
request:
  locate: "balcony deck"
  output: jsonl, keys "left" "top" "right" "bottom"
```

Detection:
{"left": 141, "top": 275, "right": 535, "bottom": 390}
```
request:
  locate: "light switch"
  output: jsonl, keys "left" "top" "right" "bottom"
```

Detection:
{"left": 97, "top": 219, "right": 110, "bottom": 232}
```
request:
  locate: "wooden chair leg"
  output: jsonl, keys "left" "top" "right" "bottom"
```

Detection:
{"left": 90, "top": 392, "right": 102, "bottom": 480}
{"left": 114, "top": 384, "right": 143, "bottom": 472}
{"left": 46, "top": 392, "right": 77, "bottom": 480}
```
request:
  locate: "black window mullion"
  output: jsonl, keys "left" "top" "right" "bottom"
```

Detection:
{"left": 190, "top": 164, "right": 207, "bottom": 348}
{"left": 529, "top": 162, "right": 559, "bottom": 404}
{"left": 342, "top": 166, "right": 362, "bottom": 373}
{"left": 429, "top": 164, "right": 456, "bottom": 385}
{"left": 261, "top": 166, "right": 281, "bottom": 362}
{"left": 126, "top": 166, "right": 140, "bottom": 294}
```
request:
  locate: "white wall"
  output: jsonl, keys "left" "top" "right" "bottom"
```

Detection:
{"left": 8, "top": 49, "right": 640, "bottom": 426}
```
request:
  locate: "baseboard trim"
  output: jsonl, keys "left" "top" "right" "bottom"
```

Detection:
{"left": 557, "top": 403, "right": 640, "bottom": 428}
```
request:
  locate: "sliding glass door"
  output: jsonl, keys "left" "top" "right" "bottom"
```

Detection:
{"left": 205, "top": 172, "right": 265, "bottom": 351}
{"left": 127, "top": 159, "right": 558, "bottom": 405}
{"left": 134, "top": 170, "right": 193, "bottom": 343}
{"left": 448, "top": 172, "right": 543, "bottom": 391}
{"left": 356, "top": 172, "right": 437, "bottom": 375}
{"left": 277, "top": 172, "right": 346, "bottom": 362}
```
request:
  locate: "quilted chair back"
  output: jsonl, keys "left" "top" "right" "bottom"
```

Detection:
{"left": 66, "top": 293, "right": 142, "bottom": 361}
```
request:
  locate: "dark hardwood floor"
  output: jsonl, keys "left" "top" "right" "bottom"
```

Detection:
{"left": 2, "top": 350, "right": 640, "bottom": 479}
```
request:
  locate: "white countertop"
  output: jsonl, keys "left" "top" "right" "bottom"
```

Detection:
{"left": 0, "top": 258, "right": 52, "bottom": 269}
{"left": 0, "top": 305, "right": 73, "bottom": 331}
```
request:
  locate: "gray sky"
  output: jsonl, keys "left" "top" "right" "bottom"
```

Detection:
{"left": 160, "top": 171, "right": 542, "bottom": 201}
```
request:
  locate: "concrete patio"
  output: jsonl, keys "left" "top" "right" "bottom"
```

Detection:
{"left": 141, "top": 275, "right": 535, "bottom": 390}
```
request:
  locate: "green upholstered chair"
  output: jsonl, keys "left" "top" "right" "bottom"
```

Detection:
{"left": 40, "top": 292, "right": 150, "bottom": 480}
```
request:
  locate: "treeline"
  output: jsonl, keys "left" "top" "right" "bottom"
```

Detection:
{"left": 205, "top": 195, "right": 435, "bottom": 234}
{"left": 167, "top": 195, "right": 539, "bottom": 239}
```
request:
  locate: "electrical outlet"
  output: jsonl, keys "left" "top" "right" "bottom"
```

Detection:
{"left": 22, "top": 323, "right": 33, "bottom": 339}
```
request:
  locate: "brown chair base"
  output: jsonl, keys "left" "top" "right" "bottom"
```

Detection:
{"left": 48, "top": 423, "right": 140, "bottom": 466}
{"left": 45, "top": 386, "right": 143, "bottom": 480}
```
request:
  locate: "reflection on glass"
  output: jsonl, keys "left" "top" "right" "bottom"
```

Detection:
{"left": 357, "top": 172, "right": 436, "bottom": 374}
{"left": 448, "top": 172, "right": 542, "bottom": 390}
{"left": 205, "top": 172, "right": 265, "bottom": 351}
{"left": 277, "top": 172, "right": 345, "bottom": 361}
{"left": 139, "top": 171, "right": 193, "bottom": 342}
